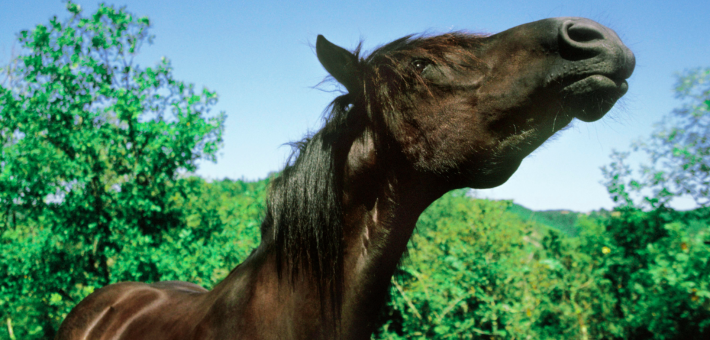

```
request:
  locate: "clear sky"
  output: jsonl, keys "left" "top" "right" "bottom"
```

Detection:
{"left": 2, "top": 0, "right": 709, "bottom": 212}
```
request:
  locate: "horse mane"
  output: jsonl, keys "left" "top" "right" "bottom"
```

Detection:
{"left": 259, "top": 92, "right": 364, "bottom": 320}
{"left": 258, "top": 32, "right": 484, "bottom": 320}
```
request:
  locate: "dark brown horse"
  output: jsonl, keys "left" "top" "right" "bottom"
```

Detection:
{"left": 56, "top": 17, "right": 634, "bottom": 340}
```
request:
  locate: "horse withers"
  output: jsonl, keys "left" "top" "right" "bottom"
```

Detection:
{"left": 57, "top": 17, "right": 634, "bottom": 340}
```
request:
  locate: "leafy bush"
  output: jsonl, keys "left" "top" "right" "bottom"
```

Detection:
{"left": 375, "top": 193, "right": 710, "bottom": 339}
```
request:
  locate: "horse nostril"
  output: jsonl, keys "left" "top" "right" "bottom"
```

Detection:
{"left": 567, "top": 23, "right": 605, "bottom": 43}
{"left": 559, "top": 19, "right": 609, "bottom": 61}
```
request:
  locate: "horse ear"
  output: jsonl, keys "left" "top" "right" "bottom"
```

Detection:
{"left": 316, "top": 35, "right": 360, "bottom": 94}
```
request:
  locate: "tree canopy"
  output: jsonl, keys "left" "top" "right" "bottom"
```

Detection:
{"left": 0, "top": 2, "right": 225, "bottom": 337}
{"left": 604, "top": 68, "right": 710, "bottom": 209}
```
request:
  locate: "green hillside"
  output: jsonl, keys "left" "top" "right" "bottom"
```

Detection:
{"left": 506, "top": 203, "right": 584, "bottom": 236}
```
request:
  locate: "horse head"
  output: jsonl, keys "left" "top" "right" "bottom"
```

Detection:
{"left": 317, "top": 17, "right": 635, "bottom": 190}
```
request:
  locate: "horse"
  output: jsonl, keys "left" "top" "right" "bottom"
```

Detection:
{"left": 56, "top": 17, "right": 635, "bottom": 340}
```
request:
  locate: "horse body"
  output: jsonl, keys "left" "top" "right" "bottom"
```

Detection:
{"left": 57, "top": 17, "right": 635, "bottom": 339}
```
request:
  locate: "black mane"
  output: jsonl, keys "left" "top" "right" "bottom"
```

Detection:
{"left": 258, "top": 32, "right": 483, "bottom": 318}
{"left": 260, "top": 93, "right": 364, "bottom": 318}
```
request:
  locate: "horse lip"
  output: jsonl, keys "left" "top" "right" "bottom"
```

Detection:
{"left": 555, "top": 73, "right": 629, "bottom": 122}
{"left": 561, "top": 74, "right": 628, "bottom": 97}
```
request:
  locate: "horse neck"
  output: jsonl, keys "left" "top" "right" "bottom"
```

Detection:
{"left": 203, "top": 130, "right": 445, "bottom": 339}
{"left": 336, "top": 129, "right": 446, "bottom": 337}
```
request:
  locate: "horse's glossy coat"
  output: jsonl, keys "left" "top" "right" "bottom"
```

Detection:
{"left": 57, "top": 17, "right": 634, "bottom": 340}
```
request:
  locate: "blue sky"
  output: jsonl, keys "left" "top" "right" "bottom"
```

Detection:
{"left": 2, "top": 0, "right": 708, "bottom": 211}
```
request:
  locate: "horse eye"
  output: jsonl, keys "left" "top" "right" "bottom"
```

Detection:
{"left": 412, "top": 59, "right": 430, "bottom": 72}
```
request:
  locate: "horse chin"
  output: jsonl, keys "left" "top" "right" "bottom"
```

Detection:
{"left": 464, "top": 157, "right": 523, "bottom": 189}
{"left": 561, "top": 75, "right": 628, "bottom": 122}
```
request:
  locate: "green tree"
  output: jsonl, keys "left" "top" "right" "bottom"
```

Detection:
{"left": 598, "top": 66, "right": 710, "bottom": 339}
{"left": 0, "top": 2, "right": 224, "bottom": 338}
{"left": 603, "top": 68, "right": 710, "bottom": 208}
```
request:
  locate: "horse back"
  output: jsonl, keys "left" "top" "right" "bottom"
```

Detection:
{"left": 56, "top": 281, "right": 209, "bottom": 340}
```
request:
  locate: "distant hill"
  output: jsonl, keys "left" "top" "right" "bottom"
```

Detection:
{"left": 506, "top": 203, "right": 585, "bottom": 236}
{"left": 507, "top": 203, "right": 710, "bottom": 238}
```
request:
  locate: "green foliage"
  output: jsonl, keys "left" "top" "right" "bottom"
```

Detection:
{"left": 377, "top": 193, "right": 546, "bottom": 339}
{"left": 580, "top": 208, "right": 710, "bottom": 339}
{"left": 375, "top": 193, "right": 710, "bottom": 339}
{"left": 377, "top": 193, "right": 585, "bottom": 339}
{"left": 593, "top": 66, "right": 710, "bottom": 338}
{"left": 105, "top": 177, "right": 265, "bottom": 286}
{"left": 603, "top": 68, "right": 710, "bottom": 208}
{"left": 0, "top": 2, "right": 225, "bottom": 338}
